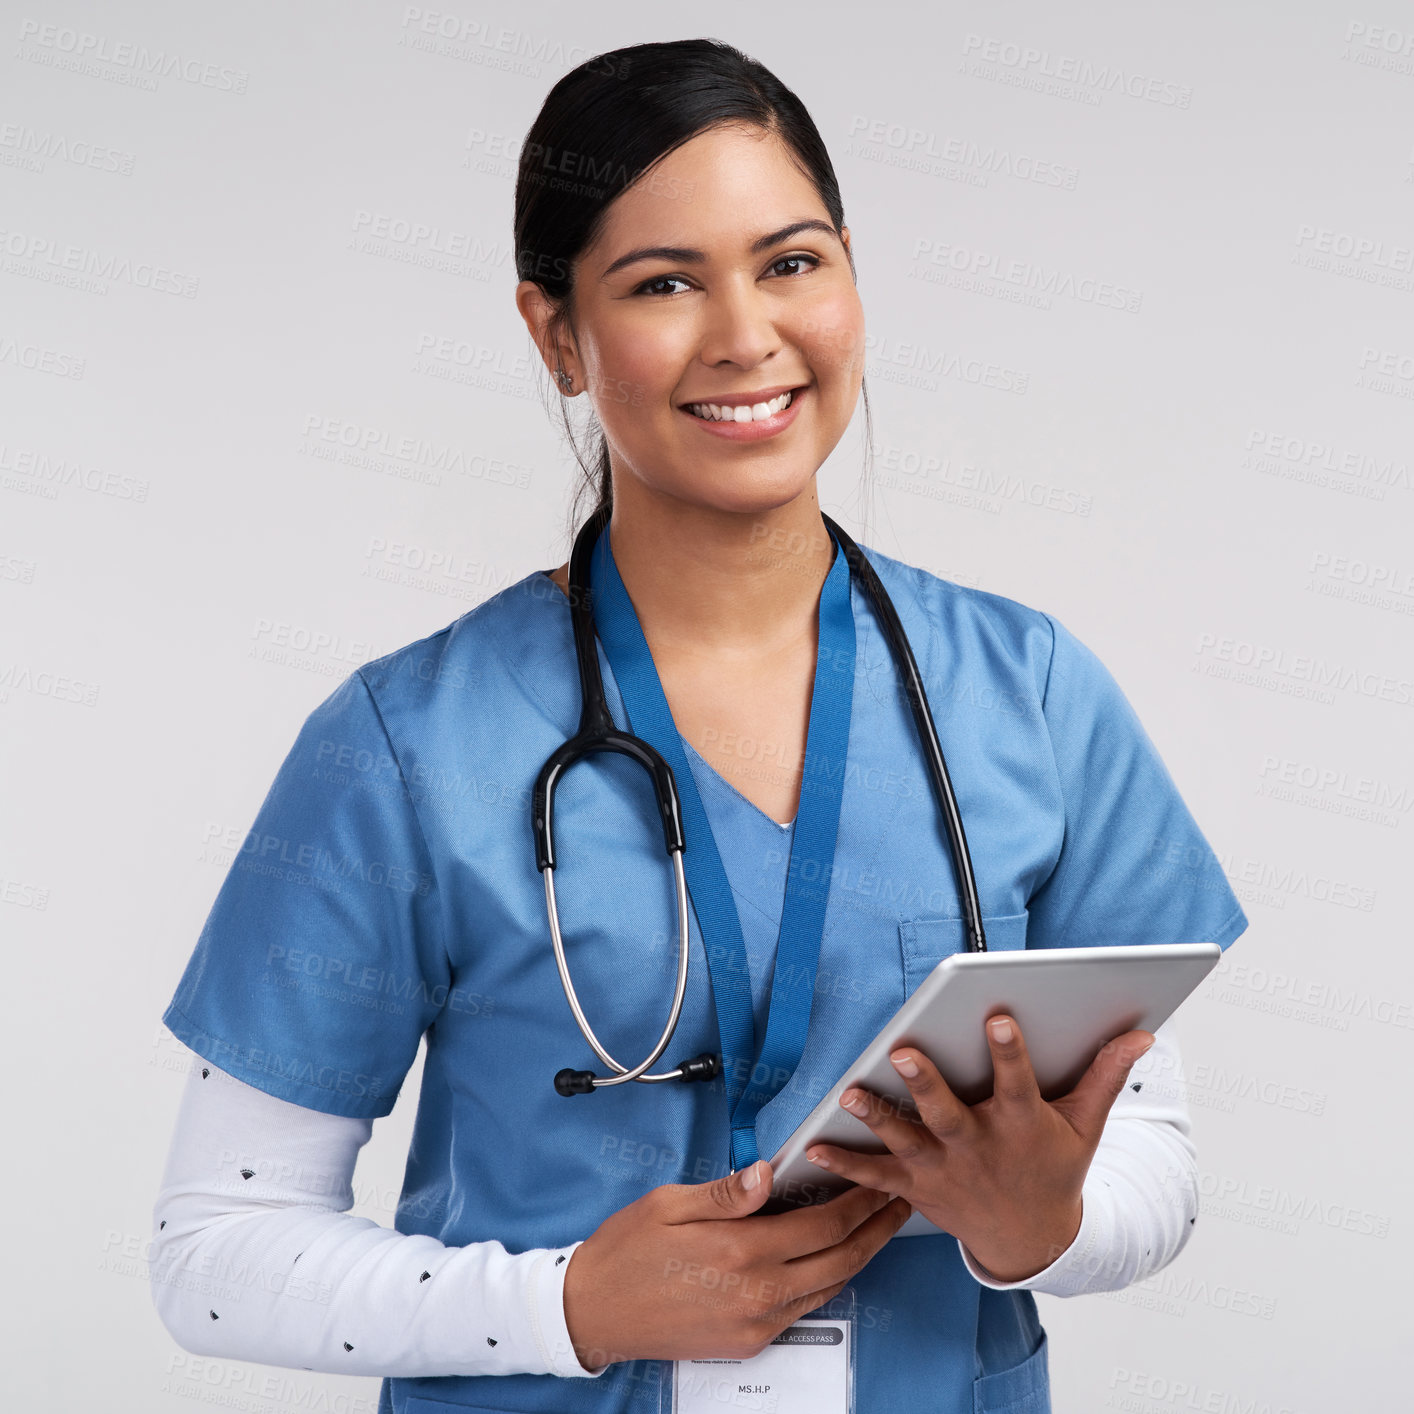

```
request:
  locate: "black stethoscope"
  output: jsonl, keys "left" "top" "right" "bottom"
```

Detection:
{"left": 532, "top": 505, "right": 987, "bottom": 1096}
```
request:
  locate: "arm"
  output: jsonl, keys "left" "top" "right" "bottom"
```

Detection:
{"left": 957, "top": 1022, "right": 1198, "bottom": 1295}
{"left": 149, "top": 1049, "right": 606, "bottom": 1379}
{"left": 942, "top": 611, "right": 1239, "bottom": 1293}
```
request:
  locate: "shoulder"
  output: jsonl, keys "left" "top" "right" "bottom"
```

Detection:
{"left": 855, "top": 538, "right": 1061, "bottom": 700}
{"left": 319, "top": 570, "right": 564, "bottom": 739}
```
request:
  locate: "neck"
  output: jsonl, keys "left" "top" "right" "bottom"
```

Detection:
{"left": 605, "top": 480, "right": 835, "bottom": 653}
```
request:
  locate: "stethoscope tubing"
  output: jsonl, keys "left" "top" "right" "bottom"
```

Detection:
{"left": 532, "top": 508, "right": 986, "bottom": 1093}
{"left": 542, "top": 851, "right": 693, "bottom": 1085}
{"left": 821, "top": 514, "right": 987, "bottom": 956}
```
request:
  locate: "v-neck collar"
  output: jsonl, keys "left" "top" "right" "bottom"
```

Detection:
{"left": 679, "top": 733, "right": 796, "bottom": 832}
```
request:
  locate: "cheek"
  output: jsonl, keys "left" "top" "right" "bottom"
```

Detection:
{"left": 596, "top": 350, "right": 653, "bottom": 408}
{"left": 798, "top": 289, "right": 866, "bottom": 385}
{"left": 588, "top": 327, "right": 683, "bottom": 419}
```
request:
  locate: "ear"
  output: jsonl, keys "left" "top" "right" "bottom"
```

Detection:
{"left": 514, "top": 279, "right": 580, "bottom": 390}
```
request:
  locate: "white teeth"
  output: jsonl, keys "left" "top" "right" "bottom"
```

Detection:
{"left": 687, "top": 389, "right": 795, "bottom": 422}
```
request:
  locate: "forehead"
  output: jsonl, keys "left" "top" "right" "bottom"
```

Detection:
{"left": 587, "top": 125, "right": 830, "bottom": 261}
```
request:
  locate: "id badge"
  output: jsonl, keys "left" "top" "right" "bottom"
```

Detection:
{"left": 665, "top": 1287, "right": 855, "bottom": 1414}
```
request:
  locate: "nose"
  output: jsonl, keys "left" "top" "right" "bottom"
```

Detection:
{"left": 695, "top": 275, "right": 784, "bottom": 371}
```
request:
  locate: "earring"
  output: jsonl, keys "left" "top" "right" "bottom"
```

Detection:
{"left": 555, "top": 367, "right": 574, "bottom": 394}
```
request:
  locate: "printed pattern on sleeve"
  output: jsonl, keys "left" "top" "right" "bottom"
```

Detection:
{"left": 150, "top": 1050, "right": 605, "bottom": 1379}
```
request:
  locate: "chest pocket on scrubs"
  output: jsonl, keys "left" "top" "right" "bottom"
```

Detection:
{"left": 972, "top": 1329, "right": 1051, "bottom": 1413}
{"left": 898, "top": 910, "right": 1029, "bottom": 999}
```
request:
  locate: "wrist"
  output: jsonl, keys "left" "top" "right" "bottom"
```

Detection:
{"left": 562, "top": 1245, "right": 615, "bottom": 1372}
{"left": 963, "top": 1196, "right": 1084, "bottom": 1283}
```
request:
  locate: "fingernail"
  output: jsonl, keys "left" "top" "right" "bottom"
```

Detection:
{"left": 807, "top": 1150, "right": 830, "bottom": 1168}
{"left": 841, "top": 1090, "right": 867, "bottom": 1114}
{"left": 989, "top": 1018, "right": 1013, "bottom": 1044}
{"left": 740, "top": 1161, "right": 760, "bottom": 1189}
{"left": 891, "top": 1052, "right": 919, "bottom": 1078}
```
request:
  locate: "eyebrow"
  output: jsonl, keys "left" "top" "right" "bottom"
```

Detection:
{"left": 598, "top": 219, "right": 840, "bottom": 281}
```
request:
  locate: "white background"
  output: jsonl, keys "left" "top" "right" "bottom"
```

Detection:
{"left": 3, "top": 3, "right": 1410, "bottom": 1409}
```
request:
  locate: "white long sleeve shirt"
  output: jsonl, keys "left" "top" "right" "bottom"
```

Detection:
{"left": 149, "top": 1024, "right": 1199, "bottom": 1377}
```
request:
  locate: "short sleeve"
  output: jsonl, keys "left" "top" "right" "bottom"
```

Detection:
{"left": 1025, "top": 615, "right": 1248, "bottom": 952}
{"left": 161, "top": 669, "right": 450, "bottom": 1118}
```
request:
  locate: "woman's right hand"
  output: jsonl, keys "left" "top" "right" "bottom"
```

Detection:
{"left": 561, "top": 1159, "right": 912, "bottom": 1370}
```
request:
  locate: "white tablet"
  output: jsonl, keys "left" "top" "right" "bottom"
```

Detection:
{"left": 765, "top": 942, "right": 1221, "bottom": 1238}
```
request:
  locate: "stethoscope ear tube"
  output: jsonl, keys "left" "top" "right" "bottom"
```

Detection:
{"left": 532, "top": 732, "right": 685, "bottom": 873}
{"left": 821, "top": 515, "right": 987, "bottom": 955}
{"left": 531, "top": 502, "right": 685, "bottom": 873}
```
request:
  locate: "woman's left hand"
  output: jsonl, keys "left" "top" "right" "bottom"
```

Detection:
{"left": 804, "top": 1015, "right": 1155, "bottom": 1282}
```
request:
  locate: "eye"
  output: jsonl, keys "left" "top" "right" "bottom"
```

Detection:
{"left": 767, "top": 253, "right": 820, "bottom": 278}
{"left": 633, "top": 274, "right": 692, "bottom": 297}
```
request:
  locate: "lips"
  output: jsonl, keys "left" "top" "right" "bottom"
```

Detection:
{"left": 678, "top": 383, "right": 809, "bottom": 441}
{"left": 679, "top": 383, "right": 809, "bottom": 415}
{"left": 685, "top": 389, "right": 797, "bottom": 423}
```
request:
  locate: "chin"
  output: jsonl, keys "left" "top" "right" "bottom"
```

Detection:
{"left": 682, "top": 475, "right": 820, "bottom": 519}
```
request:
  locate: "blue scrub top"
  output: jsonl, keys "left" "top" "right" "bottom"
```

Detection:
{"left": 161, "top": 537, "right": 1247, "bottom": 1414}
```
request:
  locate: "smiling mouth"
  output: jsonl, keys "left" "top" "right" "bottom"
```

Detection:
{"left": 683, "top": 388, "right": 803, "bottom": 423}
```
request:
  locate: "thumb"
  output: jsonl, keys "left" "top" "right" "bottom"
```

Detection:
{"left": 1059, "top": 1030, "right": 1155, "bottom": 1137}
{"left": 694, "top": 1159, "right": 776, "bottom": 1220}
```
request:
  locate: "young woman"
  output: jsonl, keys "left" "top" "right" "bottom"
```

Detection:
{"left": 151, "top": 38, "right": 1247, "bottom": 1414}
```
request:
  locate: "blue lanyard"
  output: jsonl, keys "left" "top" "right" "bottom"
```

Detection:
{"left": 590, "top": 525, "right": 856, "bottom": 1168}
